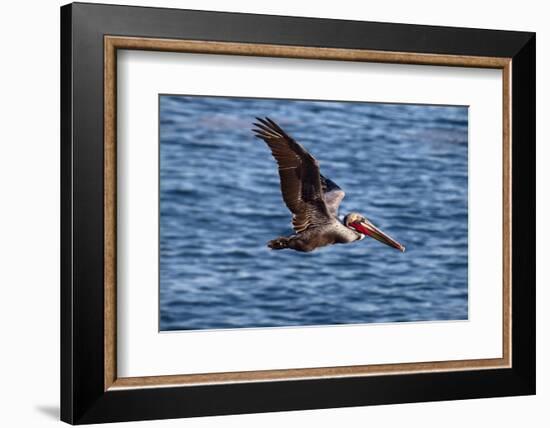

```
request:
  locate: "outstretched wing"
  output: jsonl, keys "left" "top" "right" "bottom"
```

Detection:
{"left": 252, "top": 117, "right": 331, "bottom": 232}
{"left": 320, "top": 175, "right": 346, "bottom": 217}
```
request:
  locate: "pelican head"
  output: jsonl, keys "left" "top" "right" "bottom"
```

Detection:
{"left": 344, "top": 212, "right": 405, "bottom": 252}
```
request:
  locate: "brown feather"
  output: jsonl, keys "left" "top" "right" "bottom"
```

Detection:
{"left": 253, "top": 117, "right": 331, "bottom": 232}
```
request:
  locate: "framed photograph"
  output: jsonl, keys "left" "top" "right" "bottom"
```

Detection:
{"left": 60, "top": 2, "right": 535, "bottom": 424}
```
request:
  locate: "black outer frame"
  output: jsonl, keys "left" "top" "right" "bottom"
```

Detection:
{"left": 60, "top": 2, "right": 535, "bottom": 424}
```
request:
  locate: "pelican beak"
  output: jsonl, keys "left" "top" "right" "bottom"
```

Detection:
{"left": 351, "top": 221, "right": 405, "bottom": 252}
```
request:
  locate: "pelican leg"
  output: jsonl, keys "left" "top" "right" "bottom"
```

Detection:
{"left": 268, "top": 236, "right": 316, "bottom": 252}
{"left": 267, "top": 237, "right": 290, "bottom": 250}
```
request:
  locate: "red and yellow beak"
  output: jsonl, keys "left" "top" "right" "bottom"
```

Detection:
{"left": 350, "top": 220, "right": 405, "bottom": 252}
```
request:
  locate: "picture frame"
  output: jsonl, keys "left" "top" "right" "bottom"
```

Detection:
{"left": 60, "top": 2, "right": 535, "bottom": 424}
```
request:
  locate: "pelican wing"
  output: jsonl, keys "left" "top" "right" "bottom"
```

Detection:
{"left": 253, "top": 117, "right": 331, "bottom": 232}
{"left": 321, "top": 175, "right": 346, "bottom": 217}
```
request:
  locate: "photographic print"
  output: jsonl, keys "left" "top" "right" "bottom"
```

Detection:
{"left": 62, "top": 7, "right": 534, "bottom": 422}
{"left": 159, "top": 95, "right": 468, "bottom": 331}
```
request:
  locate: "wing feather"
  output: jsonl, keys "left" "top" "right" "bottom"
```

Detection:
{"left": 320, "top": 175, "right": 346, "bottom": 217}
{"left": 252, "top": 117, "right": 331, "bottom": 232}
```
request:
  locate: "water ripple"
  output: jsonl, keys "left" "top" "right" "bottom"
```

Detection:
{"left": 159, "top": 95, "right": 468, "bottom": 331}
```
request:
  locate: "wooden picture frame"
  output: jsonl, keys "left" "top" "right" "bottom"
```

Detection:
{"left": 61, "top": 2, "right": 535, "bottom": 424}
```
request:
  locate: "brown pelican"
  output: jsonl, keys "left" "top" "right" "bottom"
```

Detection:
{"left": 253, "top": 117, "right": 405, "bottom": 253}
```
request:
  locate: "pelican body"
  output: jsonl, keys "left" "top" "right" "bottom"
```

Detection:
{"left": 252, "top": 117, "right": 405, "bottom": 253}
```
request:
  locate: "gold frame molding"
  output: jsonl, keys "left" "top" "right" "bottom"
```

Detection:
{"left": 104, "top": 35, "right": 512, "bottom": 391}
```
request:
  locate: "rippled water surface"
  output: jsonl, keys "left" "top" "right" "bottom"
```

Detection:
{"left": 159, "top": 95, "right": 468, "bottom": 331}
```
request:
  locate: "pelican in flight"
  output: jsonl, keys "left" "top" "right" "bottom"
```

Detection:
{"left": 252, "top": 117, "right": 405, "bottom": 253}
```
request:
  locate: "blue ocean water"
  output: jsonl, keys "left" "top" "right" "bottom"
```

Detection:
{"left": 159, "top": 95, "right": 468, "bottom": 331}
